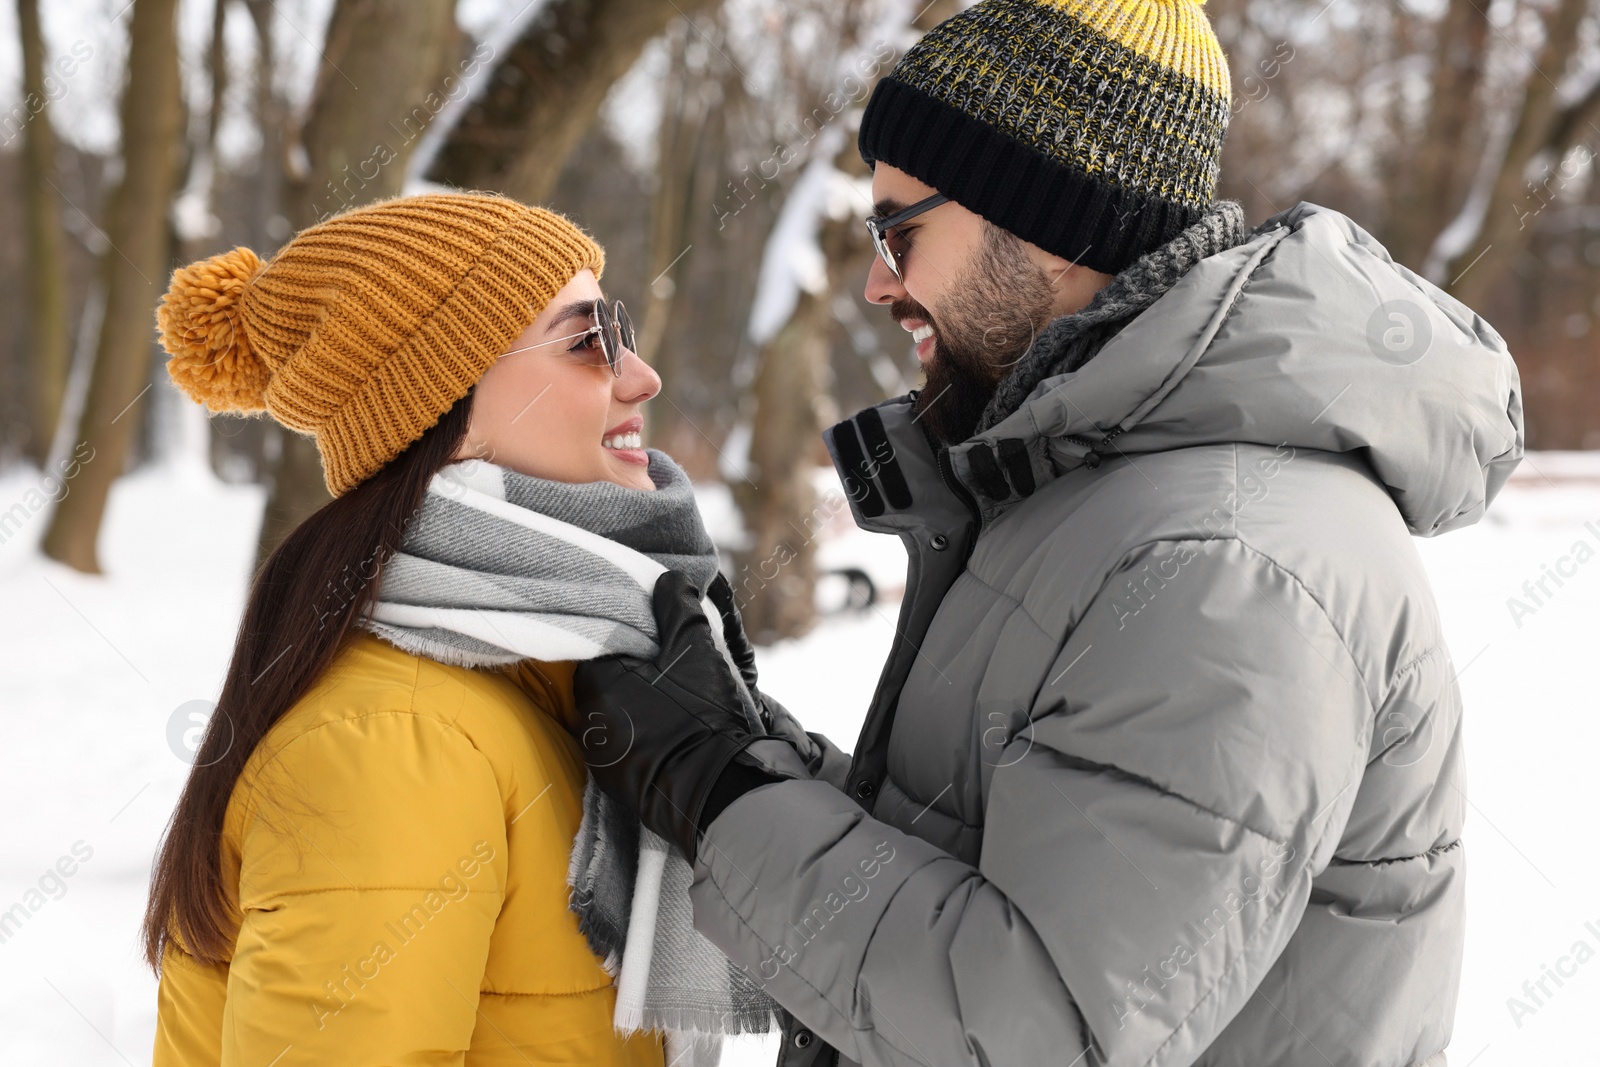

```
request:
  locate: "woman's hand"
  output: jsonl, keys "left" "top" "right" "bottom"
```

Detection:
{"left": 571, "top": 570, "right": 797, "bottom": 861}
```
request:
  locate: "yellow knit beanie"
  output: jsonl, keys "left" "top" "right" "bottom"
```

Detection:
{"left": 157, "top": 192, "right": 606, "bottom": 496}
{"left": 858, "top": 0, "right": 1231, "bottom": 274}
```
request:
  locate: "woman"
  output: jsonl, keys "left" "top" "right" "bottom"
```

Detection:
{"left": 143, "top": 193, "right": 787, "bottom": 1066}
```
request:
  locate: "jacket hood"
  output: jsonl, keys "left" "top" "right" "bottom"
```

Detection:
{"left": 945, "top": 202, "right": 1524, "bottom": 536}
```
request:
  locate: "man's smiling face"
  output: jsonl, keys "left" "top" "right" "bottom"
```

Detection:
{"left": 863, "top": 163, "right": 1112, "bottom": 444}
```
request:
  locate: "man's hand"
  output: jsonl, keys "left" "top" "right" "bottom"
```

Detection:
{"left": 571, "top": 570, "right": 797, "bottom": 861}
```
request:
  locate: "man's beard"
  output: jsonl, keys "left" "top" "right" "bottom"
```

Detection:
{"left": 906, "top": 224, "right": 1057, "bottom": 446}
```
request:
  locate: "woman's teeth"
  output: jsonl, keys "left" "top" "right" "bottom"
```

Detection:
{"left": 603, "top": 431, "right": 642, "bottom": 450}
{"left": 911, "top": 324, "right": 934, "bottom": 343}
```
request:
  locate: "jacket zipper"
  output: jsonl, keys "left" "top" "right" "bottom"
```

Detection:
{"left": 844, "top": 433, "right": 982, "bottom": 800}
{"left": 935, "top": 444, "right": 983, "bottom": 558}
{"left": 1064, "top": 427, "right": 1126, "bottom": 469}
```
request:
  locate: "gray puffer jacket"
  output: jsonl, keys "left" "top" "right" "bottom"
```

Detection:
{"left": 692, "top": 203, "right": 1522, "bottom": 1067}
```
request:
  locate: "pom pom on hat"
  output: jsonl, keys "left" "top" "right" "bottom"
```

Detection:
{"left": 158, "top": 246, "right": 270, "bottom": 412}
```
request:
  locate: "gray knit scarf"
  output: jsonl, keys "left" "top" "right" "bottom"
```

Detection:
{"left": 361, "top": 451, "right": 778, "bottom": 1065}
{"left": 977, "top": 200, "right": 1250, "bottom": 433}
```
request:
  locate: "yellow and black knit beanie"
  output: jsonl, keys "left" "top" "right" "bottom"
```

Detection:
{"left": 858, "top": 0, "right": 1231, "bottom": 274}
{"left": 156, "top": 192, "right": 605, "bottom": 496}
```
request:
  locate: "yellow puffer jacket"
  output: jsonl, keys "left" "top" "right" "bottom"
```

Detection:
{"left": 152, "top": 632, "right": 665, "bottom": 1067}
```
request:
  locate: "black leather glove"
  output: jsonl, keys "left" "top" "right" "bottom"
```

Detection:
{"left": 706, "top": 571, "right": 778, "bottom": 731}
{"left": 571, "top": 570, "right": 795, "bottom": 861}
{"left": 706, "top": 572, "right": 757, "bottom": 687}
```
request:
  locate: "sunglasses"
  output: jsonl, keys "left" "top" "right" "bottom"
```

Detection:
{"left": 501, "top": 299, "right": 636, "bottom": 377}
{"left": 865, "top": 193, "right": 949, "bottom": 280}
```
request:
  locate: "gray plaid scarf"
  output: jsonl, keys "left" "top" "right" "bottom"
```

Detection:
{"left": 361, "top": 451, "right": 779, "bottom": 1063}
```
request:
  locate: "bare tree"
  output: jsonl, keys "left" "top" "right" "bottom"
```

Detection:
{"left": 633, "top": 20, "right": 734, "bottom": 463}
{"left": 426, "top": 0, "right": 718, "bottom": 203}
{"left": 174, "top": 0, "right": 230, "bottom": 264}
{"left": 15, "top": 0, "right": 72, "bottom": 464}
{"left": 729, "top": 0, "right": 923, "bottom": 641}
{"left": 733, "top": 156, "right": 871, "bottom": 641}
{"left": 1442, "top": 0, "right": 1600, "bottom": 307}
{"left": 41, "top": 0, "right": 184, "bottom": 572}
{"left": 1216, "top": 0, "right": 1600, "bottom": 306}
{"left": 240, "top": 0, "right": 286, "bottom": 250}
{"left": 252, "top": 0, "right": 461, "bottom": 565}
{"left": 635, "top": 24, "right": 716, "bottom": 372}
{"left": 1383, "top": 0, "right": 1491, "bottom": 270}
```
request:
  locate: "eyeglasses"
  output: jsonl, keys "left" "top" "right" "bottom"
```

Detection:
{"left": 865, "top": 193, "right": 949, "bottom": 280}
{"left": 501, "top": 299, "right": 636, "bottom": 377}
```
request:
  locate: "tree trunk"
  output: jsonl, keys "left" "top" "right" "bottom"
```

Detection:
{"left": 733, "top": 140, "right": 875, "bottom": 643}
{"left": 426, "top": 0, "right": 717, "bottom": 203}
{"left": 40, "top": 0, "right": 184, "bottom": 573}
{"left": 636, "top": 22, "right": 719, "bottom": 456}
{"left": 735, "top": 286, "right": 832, "bottom": 643}
{"left": 1383, "top": 0, "right": 1489, "bottom": 270}
{"left": 729, "top": 0, "right": 911, "bottom": 642}
{"left": 637, "top": 25, "right": 707, "bottom": 368}
{"left": 253, "top": 0, "right": 459, "bottom": 566}
{"left": 280, "top": 0, "right": 461, "bottom": 230}
{"left": 16, "top": 0, "right": 72, "bottom": 465}
{"left": 241, "top": 0, "right": 286, "bottom": 251}
{"left": 1443, "top": 0, "right": 1588, "bottom": 307}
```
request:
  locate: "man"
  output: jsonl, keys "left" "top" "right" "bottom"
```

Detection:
{"left": 575, "top": 0, "right": 1523, "bottom": 1064}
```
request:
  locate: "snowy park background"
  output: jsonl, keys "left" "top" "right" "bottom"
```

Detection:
{"left": 6, "top": 0, "right": 1600, "bottom": 1063}
{"left": 1, "top": 450, "right": 1598, "bottom": 1066}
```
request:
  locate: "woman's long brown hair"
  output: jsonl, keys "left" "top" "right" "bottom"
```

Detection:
{"left": 141, "top": 392, "right": 474, "bottom": 969}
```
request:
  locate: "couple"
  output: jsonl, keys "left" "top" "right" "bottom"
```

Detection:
{"left": 144, "top": 1, "right": 1522, "bottom": 1065}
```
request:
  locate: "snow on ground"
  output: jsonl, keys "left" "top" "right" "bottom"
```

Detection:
{"left": 0, "top": 454, "right": 1596, "bottom": 1066}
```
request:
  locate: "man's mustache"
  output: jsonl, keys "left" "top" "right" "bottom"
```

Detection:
{"left": 890, "top": 297, "right": 936, "bottom": 337}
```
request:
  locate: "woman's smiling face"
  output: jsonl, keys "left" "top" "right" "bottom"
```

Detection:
{"left": 456, "top": 269, "right": 661, "bottom": 490}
